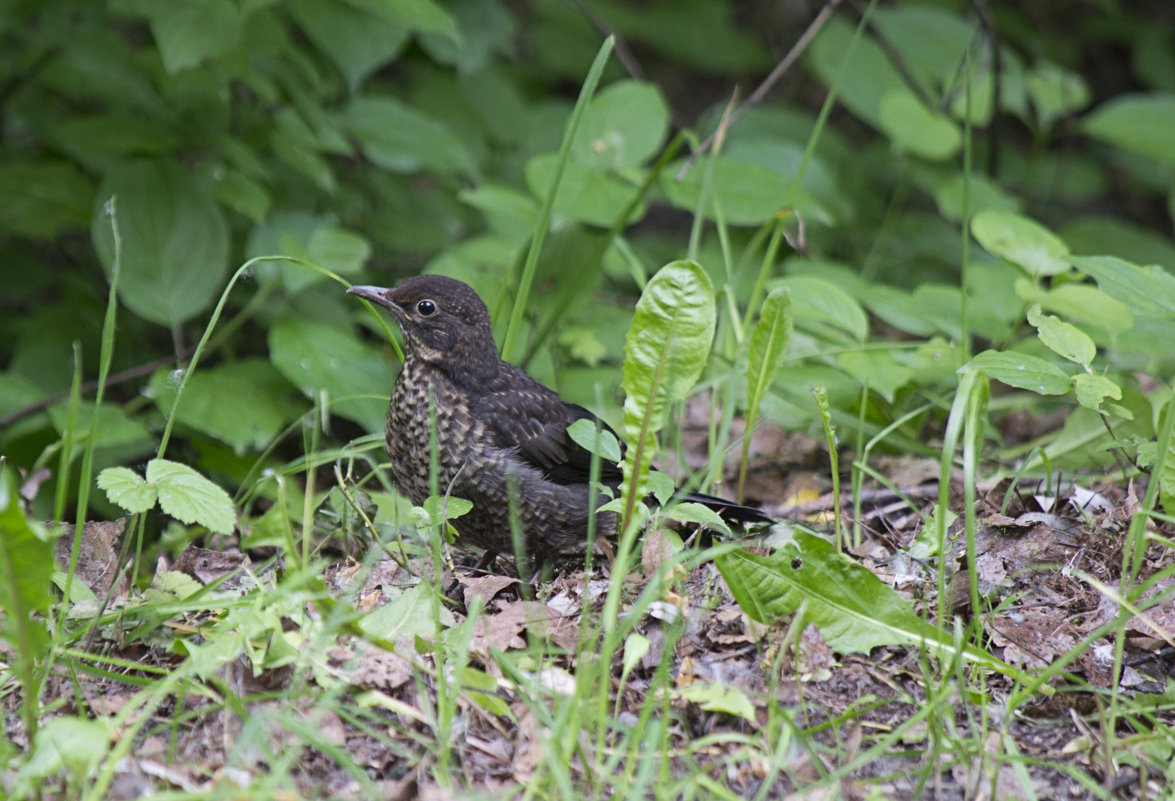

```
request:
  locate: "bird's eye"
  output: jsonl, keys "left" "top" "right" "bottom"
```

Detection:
{"left": 416, "top": 299, "right": 437, "bottom": 317}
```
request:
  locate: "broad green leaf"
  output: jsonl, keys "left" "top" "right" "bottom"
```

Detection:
{"left": 48, "top": 401, "right": 152, "bottom": 450}
{"left": 566, "top": 418, "right": 622, "bottom": 464}
{"left": 661, "top": 157, "right": 792, "bottom": 226}
{"left": 1070, "top": 255, "right": 1175, "bottom": 318}
{"left": 661, "top": 502, "right": 730, "bottom": 536}
{"left": 837, "top": 350, "right": 914, "bottom": 403}
{"left": 308, "top": 227, "right": 371, "bottom": 276}
{"left": 808, "top": 17, "right": 906, "bottom": 130}
{"left": 676, "top": 682, "right": 756, "bottom": 721}
{"left": 1082, "top": 92, "right": 1175, "bottom": 163}
{"left": 91, "top": 159, "right": 229, "bottom": 327}
{"left": 419, "top": 0, "right": 514, "bottom": 73}
{"left": 340, "top": 97, "right": 476, "bottom": 176}
{"left": 344, "top": 0, "right": 458, "bottom": 38}
{"left": 774, "top": 276, "right": 868, "bottom": 341}
{"left": 746, "top": 288, "right": 792, "bottom": 430}
{"left": 1072, "top": 373, "right": 1122, "bottom": 411}
{"left": 214, "top": 169, "right": 270, "bottom": 224}
{"left": 971, "top": 210, "right": 1070, "bottom": 276}
{"left": 0, "top": 466, "right": 54, "bottom": 671}
{"left": 0, "top": 161, "right": 92, "bottom": 239}
{"left": 716, "top": 531, "right": 1011, "bottom": 673}
{"left": 932, "top": 172, "right": 1021, "bottom": 222}
{"left": 1027, "top": 305, "right": 1096, "bottom": 367}
{"left": 146, "top": 0, "right": 242, "bottom": 73}
{"left": 359, "top": 582, "right": 454, "bottom": 639}
{"left": 418, "top": 495, "right": 473, "bottom": 526}
{"left": 1013, "top": 279, "right": 1134, "bottom": 336}
{"left": 1026, "top": 62, "right": 1090, "bottom": 129}
{"left": 525, "top": 154, "right": 645, "bottom": 228}
{"left": 459, "top": 184, "right": 538, "bottom": 240}
{"left": 97, "top": 467, "right": 158, "bottom": 514}
{"left": 146, "top": 459, "right": 236, "bottom": 534}
{"left": 879, "top": 90, "right": 961, "bottom": 160}
{"left": 148, "top": 360, "right": 302, "bottom": 454}
{"left": 18, "top": 716, "right": 110, "bottom": 786}
{"left": 572, "top": 80, "right": 669, "bottom": 171}
{"left": 1162, "top": 406, "right": 1175, "bottom": 519}
{"left": 963, "top": 350, "right": 1071, "bottom": 395}
{"left": 621, "top": 261, "right": 715, "bottom": 510}
{"left": 288, "top": 0, "right": 409, "bottom": 90}
{"left": 269, "top": 317, "right": 393, "bottom": 430}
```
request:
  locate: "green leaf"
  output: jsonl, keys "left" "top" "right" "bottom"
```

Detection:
{"left": 418, "top": 0, "right": 514, "bottom": 74}
{"left": 359, "top": 582, "right": 454, "bottom": 639}
{"left": 661, "top": 157, "right": 792, "bottom": 226}
{"left": 344, "top": 0, "right": 458, "bottom": 38}
{"left": 145, "top": 459, "right": 236, "bottom": 534}
{"left": 340, "top": 97, "right": 476, "bottom": 175}
{"left": 288, "top": 0, "right": 409, "bottom": 90}
{"left": 269, "top": 317, "right": 393, "bottom": 430}
{"left": 837, "top": 350, "right": 914, "bottom": 403}
{"left": 660, "top": 502, "right": 730, "bottom": 536}
{"left": 716, "top": 531, "right": 1010, "bottom": 673}
{"left": 775, "top": 276, "right": 868, "bottom": 341}
{"left": 1027, "top": 305, "right": 1096, "bottom": 367}
{"left": 1026, "top": 62, "right": 1090, "bottom": 129}
{"left": 971, "top": 210, "right": 1070, "bottom": 277}
{"left": 146, "top": 0, "right": 242, "bottom": 73}
{"left": 571, "top": 80, "right": 670, "bottom": 171}
{"left": 1013, "top": 279, "right": 1134, "bottom": 337}
{"left": 932, "top": 172, "right": 1021, "bottom": 222}
{"left": 1072, "top": 373, "right": 1122, "bottom": 411}
{"left": 1070, "top": 255, "right": 1175, "bottom": 318}
{"left": 308, "top": 227, "right": 371, "bottom": 276}
{"left": 525, "top": 154, "right": 645, "bottom": 228}
{"left": 566, "top": 418, "right": 622, "bottom": 464}
{"left": 0, "top": 466, "right": 54, "bottom": 677}
{"left": 148, "top": 360, "right": 302, "bottom": 454}
{"left": 676, "top": 682, "right": 756, "bottom": 721}
{"left": 878, "top": 90, "right": 961, "bottom": 160}
{"left": 1082, "top": 92, "right": 1175, "bottom": 163}
{"left": 621, "top": 261, "right": 715, "bottom": 513}
{"left": 963, "top": 350, "right": 1072, "bottom": 395}
{"left": 746, "top": 288, "right": 792, "bottom": 429}
{"left": 91, "top": 159, "right": 229, "bottom": 327}
{"left": 0, "top": 161, "right": 92, "bottom": 239}
{"left": 97, "top": 467, "right": 158, "bottom": 514}
{"left": 48, "top": 401, "right": 153, "bottom": 450}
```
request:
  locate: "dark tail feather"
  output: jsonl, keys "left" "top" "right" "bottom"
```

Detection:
{"left": 680, "top": 491, "right": 774, "bottom": 526}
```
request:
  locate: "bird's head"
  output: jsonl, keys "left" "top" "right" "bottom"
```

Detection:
{"left": 348, "top": 275, "right": 500, "bottom": 375}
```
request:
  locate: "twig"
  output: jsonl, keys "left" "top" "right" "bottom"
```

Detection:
{"left": 676, "top": 0, "right": 843, "bottom": 181}
{"left": 0, "top": 345, "right": 198, "bottom": 428}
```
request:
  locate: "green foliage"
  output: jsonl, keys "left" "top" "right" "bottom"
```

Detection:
{"left": 618, "top": 261, "right": 715, "bottom": 530}
{"left": 97, "top": 459, "right": 236, "bottom": 534}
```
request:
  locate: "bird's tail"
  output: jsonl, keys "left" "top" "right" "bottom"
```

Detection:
{"left": 679, "top": 491, "right": 774, "bottom": 526}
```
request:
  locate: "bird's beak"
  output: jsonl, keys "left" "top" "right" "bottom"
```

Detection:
{"left": 347, "top": 285, "right": 396, "bottom": 311}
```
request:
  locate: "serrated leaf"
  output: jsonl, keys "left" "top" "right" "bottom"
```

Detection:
{"left": 145, "top": 459, "right": 236, "bottom": 534}
{"left": 963, "top": 350, "right": 1072, "bottom": 395}
{"left": 972, "top": 210, "right": 1070, "bottom": 277}
{"left": 1027, "top": 305, "right": 1096, "bottom": 366}
{"left": 97, "top": 467, "right": 158, "bottom": 514}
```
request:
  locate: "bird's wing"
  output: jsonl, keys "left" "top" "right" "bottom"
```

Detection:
{"left": 474, "top": 373, "right": 623, "bottom": 486}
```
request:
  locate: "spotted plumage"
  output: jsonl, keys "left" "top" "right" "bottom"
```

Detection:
{"left": 348, "top": 275, "right": 768, "bottom": 562}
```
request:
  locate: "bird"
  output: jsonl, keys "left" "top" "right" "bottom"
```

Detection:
{"left": 348, "top": 275, "right": 771, "bottom": 564}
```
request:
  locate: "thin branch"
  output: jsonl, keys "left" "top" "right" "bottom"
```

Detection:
{"left": 0, "top": 345, "right": 198, "bottom": 428}
{"left": 676, "top": 0, "right": 843, "bottom": 181}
